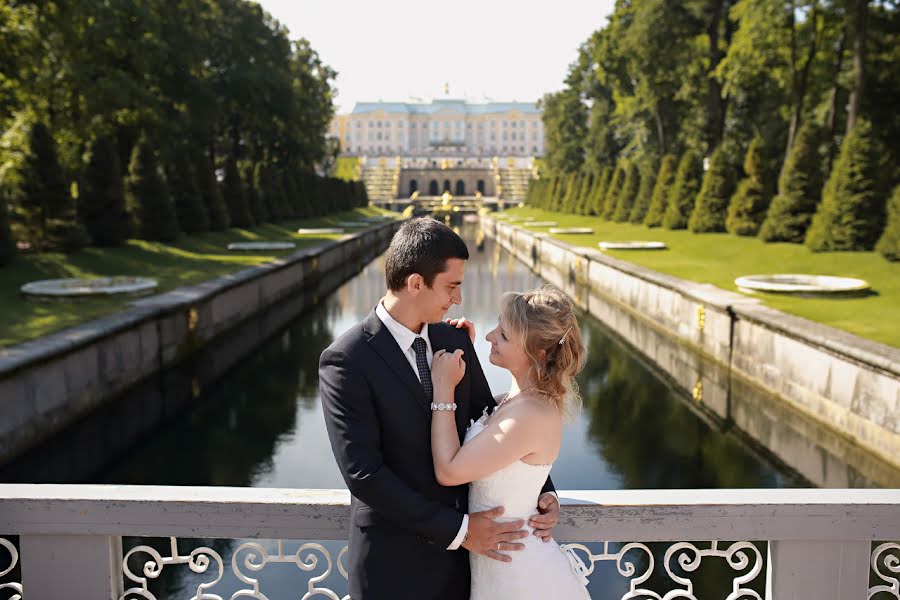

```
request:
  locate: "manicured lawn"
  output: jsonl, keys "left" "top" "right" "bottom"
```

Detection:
{"left": 498, "top": 207, "right": 900, "bottom": 349}
{"left": 0, "top": 208, "right": 398, "bottom": 348}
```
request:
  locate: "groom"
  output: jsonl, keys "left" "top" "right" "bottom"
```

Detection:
{"left": 320, "top": 217, "right": 559, "bottom": 599}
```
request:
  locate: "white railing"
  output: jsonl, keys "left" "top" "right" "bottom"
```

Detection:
{"left": 0, "top": 486, "right": 898, "bottom": 599}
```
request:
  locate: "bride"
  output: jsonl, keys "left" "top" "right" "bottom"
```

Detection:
{"left": 430, "top": 285, "right": 591, "bottom": 599}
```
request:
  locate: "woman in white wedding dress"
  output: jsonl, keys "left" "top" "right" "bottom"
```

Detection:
{"left": 430, "top": 285, "right": 591, "bottom": 600}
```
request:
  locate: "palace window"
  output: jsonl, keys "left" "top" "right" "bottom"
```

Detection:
{"left": 511, "top": 121, "right": 516, "bottom": 128}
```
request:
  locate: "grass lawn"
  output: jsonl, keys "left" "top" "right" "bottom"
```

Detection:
{"left": 498, "top": 207, "right": 900, "bottom": 349}
{"left": 0, "top": 207, "right": 398, "bottom": 349}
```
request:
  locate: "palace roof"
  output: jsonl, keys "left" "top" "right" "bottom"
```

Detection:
{"left": 349, "top": 99, "right": 540, "bottom": 115}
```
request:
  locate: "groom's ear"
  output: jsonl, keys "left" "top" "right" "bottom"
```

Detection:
{"left": 405, "top": 273, "right": 424, "bottom": 294}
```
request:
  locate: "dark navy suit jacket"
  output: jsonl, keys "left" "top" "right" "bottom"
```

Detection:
{"left": 319, "top": 308, "right": 554, "bottom": 600}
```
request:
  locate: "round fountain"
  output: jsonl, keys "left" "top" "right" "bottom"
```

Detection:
{"left": 227, "top": 241, "right": 296, "bottom": 251}
{"left": 734, "top": 274, "right": 871, "bottom": 296}
{"left": 599, "top": 241, "right": 667, "bottom": 251}
{"left": 21, "top": 277, "right": 158, "bottom": 299}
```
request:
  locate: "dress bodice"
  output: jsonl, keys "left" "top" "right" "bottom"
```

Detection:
{"left": 463, "top": 407, "right": 553, "bottom": 521}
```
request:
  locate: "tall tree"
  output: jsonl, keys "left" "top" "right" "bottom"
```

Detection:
{"left": 126, "top": 136, "right": 179, "bottom": 242}
{"left": 726, "top": 136, "right": 772, "bottom": 235}
{"left": 663, "top": 151, "right": 704, "bottom": 229}
{"left": 806, "top": 118, "right": 887, "bottom": 251}
{"left": 79, "top": 134, "right": 132, "bottom": 245}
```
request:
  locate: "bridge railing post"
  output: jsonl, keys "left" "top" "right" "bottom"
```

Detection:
{"left": 765, "top": 539, "right": 870, "bottom": 600}
{"left": 20, "top": 534, "right": 123, "bottom": 600}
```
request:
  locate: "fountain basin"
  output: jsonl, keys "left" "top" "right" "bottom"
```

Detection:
{"left": 550, "top": 227, "right": 594, "bottom": 235}
{"left": 21, "top": 277, "right": 158, "bottom": 299}
{"left": 599, "top": 241, "right": 667, "bottom": 251}
{"left": 296, "top": 228, "right": 344, "bottom": 235}
{"left": 735, "top": 274, "right": 871, "bottom": 296}
{"left": 227, "top": 242, "right": 296, "bottom": 251}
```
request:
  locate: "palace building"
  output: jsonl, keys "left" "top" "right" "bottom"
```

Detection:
{"left": 329, "top": 99, "right": 544, "bottom": 157}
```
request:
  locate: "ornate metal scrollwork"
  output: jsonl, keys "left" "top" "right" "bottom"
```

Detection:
{"left": 120, "top": 538, "right": 350, "bottom": 600}
{"left": 869, "top": 542, "right": 900, "bottom": 600}
{"left": 0, "top": 538, "right": 23, "bottom": 600}
{"left": 561, "top": 540, "right": 763, "bottom": 600}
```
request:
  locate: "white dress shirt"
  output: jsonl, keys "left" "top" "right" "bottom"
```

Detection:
{"left": 375, "top": 301, "right": 469, "bottom": 550}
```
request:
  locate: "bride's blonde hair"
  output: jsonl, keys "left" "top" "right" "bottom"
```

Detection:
{"left": 500, "top": 285, "right": 586, "bottom": 422}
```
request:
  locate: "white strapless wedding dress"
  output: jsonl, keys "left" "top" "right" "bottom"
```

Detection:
{"left": 464, "top": 408, "right": 592, "bottom": 599}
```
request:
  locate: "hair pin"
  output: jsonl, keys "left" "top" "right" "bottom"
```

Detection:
{"left": 559, "top": 327, "right": 573, "bottom": 345}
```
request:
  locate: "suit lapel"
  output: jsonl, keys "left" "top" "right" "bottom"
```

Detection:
{"left": 364, "top": 310, "right": 429, "bottom": 415}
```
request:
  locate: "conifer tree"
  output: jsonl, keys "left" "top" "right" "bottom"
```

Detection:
{"left": 806, "top": 119, "right": 888, "bottom": 251}
{"left": 759, "top": 124, "right": 823, "bottom": 243}
{"left": 19, "top": 122, "right": 87, "bottom": 250}
{"left": 589, "top": 167, "right": 611, "bottom": 216}
{"left": 222, "top": 154, "right": 253, "bottom": 228}
{"left": 663, "top": 151, "right": 703, "bottom": 230}
{"left": 644, "top": 155, "right": 676, "bottom": 227}
{"left": 629, "top": 160, "right": 657, "bottom": 224}
{"left": 726, "top": 137, "right": 771, "bottom": 236}
{"left": 0, "top": 188, "right": 15, "bottom": 265}
{"left": 876, "top": 184, "right": 900, "bottom": 261}
{"left": 601, "top": 164, "right": 625, "bottom": 219}
{"left": 167, "top": 146, "right": 209, "bottom": 234}
{"left": 689, "top": 146, "right": 736, "bottom": 233}
{"left": 613, "top": 162, "right": 640, "bottom": 222}
{"left": 79, "top": 135, "right": 132, "bottom": 245}
{"left": 126, "top": 136, "right": 179, "bottom": 241}
{"left": 244, "top": 163, "right": 269, "bottom": 224}
{"left": 197, "top": 155, "right": 230, "bottom": 230}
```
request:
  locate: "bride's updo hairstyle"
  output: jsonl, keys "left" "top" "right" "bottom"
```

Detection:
{"left": 500, "top": 285, "right": 586, "bottom": 421}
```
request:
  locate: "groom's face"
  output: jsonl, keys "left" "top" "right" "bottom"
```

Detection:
{"left": 416, "top": 258, "right": 465, "bottom": 323}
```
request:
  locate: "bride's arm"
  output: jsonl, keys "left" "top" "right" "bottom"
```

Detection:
{"left": 431, "top": 350, "right": 542, "bottom": 486}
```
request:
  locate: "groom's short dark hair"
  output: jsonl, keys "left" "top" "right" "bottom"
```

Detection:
{"left": 384, "top": 217, "right": 469, "bottom": 291}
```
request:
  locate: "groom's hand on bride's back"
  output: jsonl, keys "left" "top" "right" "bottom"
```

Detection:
{"left": 462, "top": 506, "right": 527, "bottom": 563}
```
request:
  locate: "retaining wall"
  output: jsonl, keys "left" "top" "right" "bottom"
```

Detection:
{"left": 484, "top": 217, "right": 900, "bottom": 471}
{"left": 0, "top": 222, "right": 401, "bottom": 463}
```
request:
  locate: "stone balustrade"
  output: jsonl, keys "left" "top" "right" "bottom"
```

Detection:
{"left": 0, "top": 485, "right": 898, "bottom": 599}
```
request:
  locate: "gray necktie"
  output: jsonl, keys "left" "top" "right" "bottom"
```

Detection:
{"left": 411, "top": 337, "right": 432, "bottom": 403}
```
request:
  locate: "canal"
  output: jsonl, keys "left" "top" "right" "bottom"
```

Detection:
{"left": 2, "top": 222, "right": 896, "bottom": 599}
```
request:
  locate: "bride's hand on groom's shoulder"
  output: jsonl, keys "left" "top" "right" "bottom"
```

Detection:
{"left": 432, "top": 349, "right": 466, "bottom": 388}
{"left": 445, "top": 317, "right": 475, "bottom": 344}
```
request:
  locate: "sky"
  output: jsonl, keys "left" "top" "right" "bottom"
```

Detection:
{"left": 255, "top": 0, "right": 615, "bottom": 114}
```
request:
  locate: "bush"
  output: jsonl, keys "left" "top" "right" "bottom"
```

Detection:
{"left": 167, "top": 145, "right": 209, "bottom": 234}
{"left": 244, "top": 162, "right": 269, "bottom": 224}
{"left": 644, "top": 155, "right": 675, "bottom": 227}
{"left": 0, "top": 188, "right": 16, "bottom": 265}
{"left": 758, "top": 124, "right": 823, "bottom": 242}
{"left": 726, "top": 137, "right": 772, "bottom": 236}
{"left": 805, "top": 118, "right": 888, "bottom": 251}
{"left": 876, "top": 184, "right": 900, "bottom": 261}
{"left": 79, "top": 135, "right": 132, "bottom": 245}
{"left": 197, "top": 155, "right": 230, "bottom": 230}
{"left": 689, "top": 145, "right": 737, "bottom": 233}
{"left": 126, "top": 136, "right": 179, "bottom": 241}
{"left": 19, "top": 122, "right": 86, "bottom": 250}
{"left": 663, "top": 151, "right": 703, "bottom": 229}
{"left": 612, "top": 162, "right": 640, "bottom": 222}
{"left": 601, "top": 164, "right": 625, "bottom": 219}
{"left": 222, "top": 154, "right": 254, "bottom": 228}
{"left": 628, "top": 159, "right": 657, "bottom": 224}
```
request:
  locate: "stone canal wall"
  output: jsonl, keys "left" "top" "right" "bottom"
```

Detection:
{"left": 483, "top": 217, "right": 900, "bottom": 471}
{"left": 0, "top": 222, "right": 402, "bottom": 464}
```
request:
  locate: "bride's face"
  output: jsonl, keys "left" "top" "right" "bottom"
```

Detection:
{"left": 485, "top": 314, "right": 530, "bottom": 374}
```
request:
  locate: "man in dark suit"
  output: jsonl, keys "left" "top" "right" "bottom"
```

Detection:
{"left": 320, "top": 217, "right": 559, "bottom": 599}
